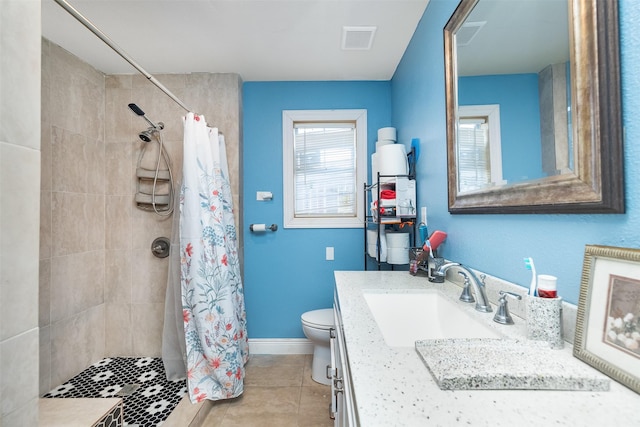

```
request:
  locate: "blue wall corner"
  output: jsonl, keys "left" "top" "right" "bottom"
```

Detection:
{"left": 459, "top": 73, "right": 543, "bottom": 182}
{"left": 391, "top": 0, "right": 640, "bottom": 305}
{"left": 242, "top": 81, "right": 391, "bottom": 338}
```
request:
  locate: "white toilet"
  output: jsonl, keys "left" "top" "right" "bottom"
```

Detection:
{"left": 301, "top": 308, "right": 334, "bottom": 385}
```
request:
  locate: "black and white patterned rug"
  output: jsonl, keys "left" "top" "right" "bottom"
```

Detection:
{"left": 44, "top": 357, "right": 187, "bottom": 427}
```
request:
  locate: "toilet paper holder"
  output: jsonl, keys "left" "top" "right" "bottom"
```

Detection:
{"left": 249, "top": 223, "right": 278, "bottom": 232}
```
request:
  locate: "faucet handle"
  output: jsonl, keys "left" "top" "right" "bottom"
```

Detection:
{"left": 493, "top": 291, "right": 522, "bottom": 325}
{"left": 458, "top": 271, "right": 475, "bottom": 303}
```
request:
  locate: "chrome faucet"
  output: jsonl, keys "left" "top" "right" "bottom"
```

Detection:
{"left": 434, "top": 262, "right": 493, "bottom": 313}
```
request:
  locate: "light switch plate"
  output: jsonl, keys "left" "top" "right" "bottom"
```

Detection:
{"left": 326, "top": 247, "right": 334, "bottom": 260}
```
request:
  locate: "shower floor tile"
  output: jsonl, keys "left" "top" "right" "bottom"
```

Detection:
{"left": 44, "top": 357, "right": 186, "bottom": 427}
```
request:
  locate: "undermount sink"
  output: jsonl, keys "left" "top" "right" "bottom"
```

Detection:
{"left": 363, "top": 290, "right": 500, "bottom": 347}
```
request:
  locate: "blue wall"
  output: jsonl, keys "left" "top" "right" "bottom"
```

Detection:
{"left": 242, "top": 0, "right": 639, "bottom": 338}
{"left": 242, "top": 81, "right": 391, "bottom": 338}
{"left": 392, "top": 0, "right": 640, "bottom": 305}
{"left": 459, "top": 73, "right": 543, "bottom": 182}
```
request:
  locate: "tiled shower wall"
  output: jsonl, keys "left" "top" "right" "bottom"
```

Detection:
{"left": 40, "top": 38, "right": 107, "bottom": 395}
{"left": 0, "top": 1, "right": 41, "bottom": 425}
{"left": 40, "top": 38, "right": 243, "bottom": 395}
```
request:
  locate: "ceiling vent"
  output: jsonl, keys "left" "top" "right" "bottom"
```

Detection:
{"left": 342, "top": 26, "right": 377, "bottom": 50}
{"left": 456, "top": 21, "right": 486, "bottom": 47}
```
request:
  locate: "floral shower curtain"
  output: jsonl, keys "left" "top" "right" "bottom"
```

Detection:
{"left": 179, "top": 112, "right": 249, "bottom": 402}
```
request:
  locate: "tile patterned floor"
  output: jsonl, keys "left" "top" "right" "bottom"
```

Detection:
{"left": 43, "top": 357, "right": 186, "bottom": 426}
{"left": 201, "top": 354, "right": 333, "bottom": 427}
{"left": 43, "top": 354, "right": 332, "bottom": 427}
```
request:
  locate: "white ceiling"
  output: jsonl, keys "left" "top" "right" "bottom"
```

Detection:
{"left": 41, "top": 0, "right": 430, "bottom": 82}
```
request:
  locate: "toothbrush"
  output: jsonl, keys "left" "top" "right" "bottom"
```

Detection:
{"left": 425, "top": 240, "right": 434, "bottom": 258}
{"left": 524, "top": 257, "right": 537, "bottom": 296}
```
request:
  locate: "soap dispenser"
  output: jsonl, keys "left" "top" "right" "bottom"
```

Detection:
{"left": 493, "top": 291, "right": 522, "bottom": 325}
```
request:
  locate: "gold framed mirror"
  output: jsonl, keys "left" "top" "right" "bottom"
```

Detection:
{"left": 444, "top": 0, "right": 623, "bottom": 214}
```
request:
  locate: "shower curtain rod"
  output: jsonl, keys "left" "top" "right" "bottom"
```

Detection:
{"left": 53, "top": 0, "right": 191, "bottom": 114}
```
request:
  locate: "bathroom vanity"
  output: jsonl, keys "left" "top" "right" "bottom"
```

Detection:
{"left": 332, "top": 271, "right": 640, "bottom": 426}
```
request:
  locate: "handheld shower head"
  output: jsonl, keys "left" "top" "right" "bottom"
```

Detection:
{"left": 128, "top": 103, "right": 162, "bottom": 130}
{"left": 139, "top": 130, "right": 153, "bottom": 142}
{"left": 128, "top": 103, "right": 146, "bottom": 116}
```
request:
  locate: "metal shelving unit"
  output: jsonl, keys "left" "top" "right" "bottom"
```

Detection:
{"left": 364, "top": 149, "right": 417, "bottom": 270}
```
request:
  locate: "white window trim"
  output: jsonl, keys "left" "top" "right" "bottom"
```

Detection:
{"left": 458, "top": 104, "right": 505, "bottom": 188}
{"left": 283, "top": 109, "right": 367, "bottom": 229}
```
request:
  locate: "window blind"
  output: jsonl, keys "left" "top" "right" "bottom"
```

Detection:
{"left": 293, "top": 123, "right": 357, "bottom": 217}
{"left": 457, "top": 117, "right": 490, "bottom": 193}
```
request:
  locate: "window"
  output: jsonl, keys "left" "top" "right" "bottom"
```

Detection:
{"left": 457, "top": 105, "right": 504, "bottom": 193}
{"left": 283, "top": 110, "right": 367, "bottom": 228}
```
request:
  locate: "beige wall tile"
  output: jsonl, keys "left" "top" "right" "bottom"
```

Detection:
{"left": 86, "top": 137, "right": 105, "bottom": 194}
{"left": 131, "top": 80, "right": 186, "bottom": 142}
{"left": 132, "top": 73, "right": 186, "bottom": 92}
{"left": 0, "top": 328, "right": 39, "bottom": 415}
{"left": 40, "top": 190, "right": 52, "bottom": 260}
{"left": 86, "top": 193, "right": 106, "bottom": 249}
{"left": 41, "top": 124, "right": 52, "bottom": 191}
{"left": 51, "top": 192, "right": 105, "bottom": 256}
{"left": 39, "top": 259, "right": 51, "bottom": 327}
{"left": 51, "top": 126, "right": 86, "bottom": 192}
{"left": 106, "top": 140, "right": 136, "bottom": 195}
{"left": 51, "top": 192, "right": 88, "bottom": 256}
{"left": 41, "top": 39, "right": 52, "bottom": 128}
{"left": 105, "top": 87, "right": 134, "bottom": 143}
{"left": 50, "top": 251, "right": 105, "bottom": 323}
{"left": 40, "top": 325, "right": 52, "bottom": 395}
{"left": 131, "top": 250, "right": 169, "bottom": 304}
{"left": 105, "top": 303, "right": 132, "bottom": 357}
{"left": 51, "top": 127, "right": 105, "bottom": 195}
{"left": 48, "top": 43, "right": 104, "bottom": 139}
{"left": 0, "top": 143, "right": 40, "bottom": 340}
{"left": 42, "top": 40, "right": 108, "bottom": 389}
{"left": 105, "top": 74, "right": 132, "bottom": 89}
{"left": 105, "top": 195, "right": 134, "bottom": 251}
{"left": 50, "top": 305, "right": 105, "bottom": 387}
{"left": 132, "top": 206, "right": 173, "bottom": 250}
{"left": 105, "top": 249, "right": 132, "bottom": 303}
{"left": 131, "top": 303, "right": 164, "bottom": 357}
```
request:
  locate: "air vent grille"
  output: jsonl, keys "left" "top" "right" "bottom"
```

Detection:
{"left": 342, "top": 26, "right": 377, "bottom": 50}
{"left": 457, "top": 21, "right": 486, "bottom": 47}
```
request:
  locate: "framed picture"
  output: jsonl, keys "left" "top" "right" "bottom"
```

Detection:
{"left": 574, "top": 244, "right": 640, "bottom": 394}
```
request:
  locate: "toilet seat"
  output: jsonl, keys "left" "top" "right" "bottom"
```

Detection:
{"left": 301, "top": 308, "right": 334, "bottom": 329}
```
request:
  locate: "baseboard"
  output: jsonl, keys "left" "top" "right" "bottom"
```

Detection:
{"left": 248, "top": 338, "right": 313, "bottom": 354}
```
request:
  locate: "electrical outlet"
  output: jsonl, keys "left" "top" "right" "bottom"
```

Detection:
{"left": 326, "top": 247, "right": 334, "bottom": 261}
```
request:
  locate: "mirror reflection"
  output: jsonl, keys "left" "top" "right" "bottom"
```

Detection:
{"left": 445, "top": 0, "right": 623, "bottom": 213}
{"left": 454, "top": 0, "right": 571, "bottom": 193}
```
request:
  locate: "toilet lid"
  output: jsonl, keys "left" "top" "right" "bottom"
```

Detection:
{"left": 301, "top": 308, "right": 334, "bottom": 328}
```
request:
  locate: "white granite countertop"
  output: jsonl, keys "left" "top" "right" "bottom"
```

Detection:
{"left": 334, "top": 271, "right": 640, "bottom": 426}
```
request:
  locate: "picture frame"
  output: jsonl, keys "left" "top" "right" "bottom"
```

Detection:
{"left": 574, "top": 244, "right": 640, "bottom": 394}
